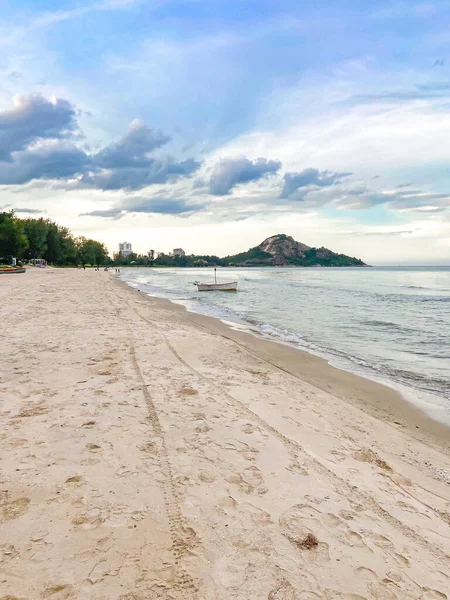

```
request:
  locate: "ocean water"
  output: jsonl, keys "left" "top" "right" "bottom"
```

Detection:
{"left": 119, "top": 266, "right": 450, "bottom": 423}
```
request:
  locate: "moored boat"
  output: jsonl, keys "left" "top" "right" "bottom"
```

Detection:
{"left": 193, "top": 268, "right": 238, "bottom": 291}
{"left": 0, "top": 266, "right": 26, "bottom": 274}
{"left": 194, "top": 281, "right": 238, "bottom": 291}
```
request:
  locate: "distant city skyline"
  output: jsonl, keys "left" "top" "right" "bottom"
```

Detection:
{"left": 1, "top": 1, "right": 450, "bottom": 264}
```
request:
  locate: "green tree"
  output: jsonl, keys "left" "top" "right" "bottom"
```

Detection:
{"left": 44, "top": 223, "right": 62, "bottom": 264}
{"left": 58, "top": 225, "right": 78, "bottom": 265}
{"left": 76, "top": 237, "right": 110, "bottom": 265}
{"left": 0, "top": 211, "right": 28, "bottom": 260}
{"left": 23, "top": 218, "right": 49, "bottom": 259}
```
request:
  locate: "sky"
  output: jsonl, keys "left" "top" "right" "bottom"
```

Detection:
{"left": 1, "top": 0, "right": 450, "bottom": 264}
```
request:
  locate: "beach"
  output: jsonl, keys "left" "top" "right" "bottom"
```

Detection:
{"left": 1, "top": 269, "right": 449, "bottom": 600}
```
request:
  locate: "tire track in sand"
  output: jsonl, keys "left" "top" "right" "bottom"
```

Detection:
{"left": 109, "top": 295, "right": 198, "bottom": 599}
{"left": 125, "top": 297, "right": 450, "bottom": 565}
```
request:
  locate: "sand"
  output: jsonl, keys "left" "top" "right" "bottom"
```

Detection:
{"left": 1, "top": 268, "right": 449, "bottom": 600}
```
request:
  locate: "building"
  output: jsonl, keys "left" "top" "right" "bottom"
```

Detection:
{"left": 173, "top": 248, "right": 185, "bottom": 257}
{"left": 119, "top": 241, "right": 132, "bottom": 257}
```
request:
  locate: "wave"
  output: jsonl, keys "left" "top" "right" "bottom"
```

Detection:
{"left": 361, "top": 319, "right": 417, "bottom": 335}
{"left": 120, "top": 269, "right": 450, "bottom": 406}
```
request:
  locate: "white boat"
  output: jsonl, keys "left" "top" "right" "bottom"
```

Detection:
{"left": 193, "top": 268, "right": 238, "bottom": 291}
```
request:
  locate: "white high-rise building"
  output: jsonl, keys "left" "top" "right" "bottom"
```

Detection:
{"left": 119, "top": 241, "right": 132, "bottom": 257}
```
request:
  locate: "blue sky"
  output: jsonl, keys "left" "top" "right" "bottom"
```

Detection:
{"left": 1, "top": 0, "right": 450, "bottom": 263}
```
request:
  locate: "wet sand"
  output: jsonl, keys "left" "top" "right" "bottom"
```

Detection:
{"left": 1, "top": 268, "right": 449, "bottom": 600}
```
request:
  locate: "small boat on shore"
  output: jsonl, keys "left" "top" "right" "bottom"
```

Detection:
{"left": 193, "top": 268, "right": 238, "bottom": 291}
{"left": 0, "top": 266, "right": 26, "bottom": 274}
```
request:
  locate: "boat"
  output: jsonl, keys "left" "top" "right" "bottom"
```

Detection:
{"left": 0, "top": 266, "right": 26, "bottom": 274}
{"left": 193, "top": 268, "right": 238, "bottom": 291}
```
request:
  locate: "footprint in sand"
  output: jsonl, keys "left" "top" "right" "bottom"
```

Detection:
{"left": 285, "top": 457, "right": 308, "bottom": 476}
{"left": 217, "top": 496, "right": 238, "bottom": 515}
{"left": 81, "top": 420, "right": 96, "bottom": 429}
{"left": 370, "top": 533, "right": 394, "bottom": 549}
{"left": 72, "top": 508, "right": 103, "bottom": 529}
{"left": 195, "top": 421, "right": 211, "bottom": 433}
{"left": 178, "top": 386, "right": 198, "bottom": 397}
{"left": 352, "top": 449, "right": 392, "bottom": 472}
{"left": 368, "top": 581, "right": 399, "bottom": 600}
{"left": 15, "top": 403, "right": 48, "bottom": 418}
{"left": 227, "top": 466, "right": 267, "bottom": 495}
{"left": 65, "top": 475, "right": 84, "bottom": 486}
{"left": 41, "top": 584, "right": 73, "bottom": 599}
{"left": 85, "top": 443, "right": 101, "bottom": 452}
{"left": 1, "top": 497, "right": 30, "bottom": 521}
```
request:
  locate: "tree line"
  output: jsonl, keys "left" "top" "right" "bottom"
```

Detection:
{"left": 0, "top": 211, "right": 223, "bottom": 268}
{"left": 1, "top": 211, "right": 240, "bottom": 268}
{"left": 113, "top": 251, "right": 224, "bottom": 268}
{"left": 0, "top": 211, "right": 110, "bottom": 266}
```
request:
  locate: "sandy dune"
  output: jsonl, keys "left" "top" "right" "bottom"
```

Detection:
{"left": 1, "top": 269, "right": 449, "bottom": 600}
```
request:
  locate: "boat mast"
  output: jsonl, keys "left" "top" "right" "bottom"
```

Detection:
{"left": 214, "top": 267, "right": 217, "bottom": 284}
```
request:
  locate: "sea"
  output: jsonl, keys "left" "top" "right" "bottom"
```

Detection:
{"left": 119, "top": 266, "right": 450, "bottom": 424}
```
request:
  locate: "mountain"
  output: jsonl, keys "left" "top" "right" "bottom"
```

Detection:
{"left": 221, "top": 234, "right": 367, "bottom": 267}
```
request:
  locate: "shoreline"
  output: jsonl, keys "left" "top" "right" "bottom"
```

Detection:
{"left": 117, "top": 276, "right": 450, "bottom": 450}
{"left": 2, "top": 269, "right": 450, "bottom": 600}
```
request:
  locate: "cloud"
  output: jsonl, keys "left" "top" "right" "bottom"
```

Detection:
{"left": 336, "top": 186, "right": 450, "bottom": 212}
{"left": 351, "top": 81, "right": 450, "bottom": 104}
{"left": 81, "top": 195, "right": 205, "bottom": 219}
{"left": 209, "top": 157, "right": 281, "bottom": 195}
{"left": 80, "top": 157, "right": 201, "bottom": 191}
{"left": 81, "top": 120, "right": 200, "bottom": 190}
{"left": 0, "top": 93, "right": 77, "bottom": 160}
{"left": 80, "top": 207, "right": 124, "bottom": 219}
{"left": 93, "top": 120, "right": 171, "bottom": 169}
{"left": 125, "top": 196, "right": 204, "bottom": 215}
{"left": 280, "top": 168, "right": 351, "bottom": 198}
{"left": 0, "top": 94, "right": 201, "bottom": 190}
{"left": 0, "top": 140, "right": 89, "bottom": 185}
{"left": 13, "top": 207, "right": 43, "bottom": 214}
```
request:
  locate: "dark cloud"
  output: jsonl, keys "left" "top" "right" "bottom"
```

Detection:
{"left": 0, "top": 141, "right": 89, "bottom": 185}
{"left": 93, "top": 120, "right": 171, "bottom": 169}
{"left": 80, "top": 208, "right": 124, "bottom": 219}
{"left": 13, "top": 207, "right": 44, "bottom": 214}
{"left": 81, "top": 196, "right": 205, "bottom": 219}
{"left": 0, "top": 94, "right": 201, "bottom": 190}
{"left": 209, "top": 157, "right": 281, "bottom": 195}
{"left": 280, "top": 168, "right": 351, "bottom": 198}
{"left": 80, "top": 157, "right": 200, "bottom": 191}
{"left": 0, "top": 93, "right": 77, "bottom": 160}
{"left": 124, "top": 196, "right": 203, "bottom": 214}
